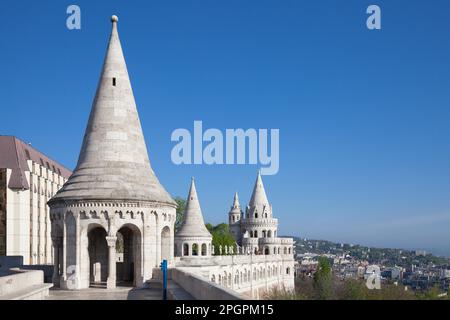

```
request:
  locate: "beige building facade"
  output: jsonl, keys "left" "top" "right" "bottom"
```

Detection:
{"left": 0, "top": 136, "right": 71, "bottom": 265}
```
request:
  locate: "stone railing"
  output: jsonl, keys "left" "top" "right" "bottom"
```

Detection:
{"left": 0, "top": 269, "right": 53, "bottom": 300}
{"left": 171, "top": 268, "right": 246, "bottom": 300}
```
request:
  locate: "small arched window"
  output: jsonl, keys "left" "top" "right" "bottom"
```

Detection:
{"left": 183, "top": 243, "right": 189, "bottom": 256}
{"left": 192, "top": 243, "right": 199, "bottom": 256}
{"left": 201, "top": 244, "right": 207, "bottom": 256}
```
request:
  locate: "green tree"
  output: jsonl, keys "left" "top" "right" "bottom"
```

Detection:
{"left": 174, "top": 196, "right": 186, "bottom": 233}
{"left": 207, "top": 223, "right": 236, "bottom": 255}
{"left": 416, "top": 286, "right": 446, "bottom": 300}
{"left": 313, "top": 257, "right": 333, "bottom": 300}
{"left": 340, "top": 279, "right": 367, "bottom": 300}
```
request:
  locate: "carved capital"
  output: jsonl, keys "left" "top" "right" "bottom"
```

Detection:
{"left": 105, "top": 236, "right": 117, "bottom": 248}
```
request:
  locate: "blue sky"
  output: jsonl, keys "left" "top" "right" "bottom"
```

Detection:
{"left": 1, "top": 0, "right": 450, "bottom": 256}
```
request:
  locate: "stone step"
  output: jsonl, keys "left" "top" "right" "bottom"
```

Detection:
{"left": 89, "top": 282, "right": 107, "bottom": 289}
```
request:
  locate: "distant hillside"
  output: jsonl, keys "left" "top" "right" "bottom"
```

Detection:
{"left": 290, "top": 237, "right": 449, "bottom": 267}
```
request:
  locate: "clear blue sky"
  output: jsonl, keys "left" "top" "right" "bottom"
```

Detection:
{"left": 1, "top": 0, "right": 450, "bottom": 256}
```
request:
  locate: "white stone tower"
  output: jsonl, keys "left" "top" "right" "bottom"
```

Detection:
{"left": 175, "top": 178, "right": 213, "bottom": 262}
{"left": 228, "top": 192, "right": 242, "bottom": 243}
{"left": 241, "top": 172, "right": 279, "bottom": 254}
{"left": 48, "top": 16, "right": 177, "bottom": 290}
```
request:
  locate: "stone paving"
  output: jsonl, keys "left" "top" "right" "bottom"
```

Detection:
{"left": 45, "top": 286, "right": 162, "bottom": 300}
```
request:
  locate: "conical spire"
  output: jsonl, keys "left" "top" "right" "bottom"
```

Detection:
{"left": 232, "top": 192, "right": 240, "bottom": 209}
{"left": 176, "top": 178, "right": 212, "bottom": 238}
{"left": 49, "top": 16, "right": 175, "bottom": 206}
{"left": 249, "top": 171, "right": 269, "bottom": 207}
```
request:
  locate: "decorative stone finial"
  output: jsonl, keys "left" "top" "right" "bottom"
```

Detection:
{"left": 111, "top": 15, "right": 119, "bottom": 23}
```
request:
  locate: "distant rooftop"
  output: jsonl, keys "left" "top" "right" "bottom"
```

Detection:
{"left": 0, "top": 136, "right": 72, "bottom": 190}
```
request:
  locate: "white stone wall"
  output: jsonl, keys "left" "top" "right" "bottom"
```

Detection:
{"left": 50, "top": 202, "right": 176, "bottom": 290}
{"left": 178, "top": 254, "right": 295, "bottom": 299}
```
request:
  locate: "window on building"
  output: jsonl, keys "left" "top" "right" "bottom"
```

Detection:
{"left": 183, "top": 243, "right": 189, "bottom": 256}
{"left": 113, "top": 77, "right": 116, "bottom": 86}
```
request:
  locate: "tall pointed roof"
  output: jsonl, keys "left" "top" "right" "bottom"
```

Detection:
{"left": 232, "top": 192, "right": 240, "bottom": 208}
{"left": 176, "top": 178, "right": 212, "bottom": 238}
{"left": 249, "top": 171, "right": 269, "bottom": 207}
{"left": 229, "top": 192, "right": 242, "bottom": 215}
{"left": 49, "top": 16, "right": 175, "bottom": 206}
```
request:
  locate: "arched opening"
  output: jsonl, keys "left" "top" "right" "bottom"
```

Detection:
{"left": 268, "top": 230, "right": 272, "bottom": 238}
{"left": 284, "top": 247, "right": 287, "bottom": 254}
{"left": 88, "top": 226, "right": 108, "bottom": 286}
{"left": 254, "top": 230, "right": 258, "bottom": 238}
{"left": 192, "top": 243, "right": 199, "bottom": 256}
{"left": 262, "top": 230, "right": 266, "bottom": 238}
{"left": 201, "top": 244, "right": 207, "bottom": 256}
{"left": 116, "top": 225, "right": 142, "bottom": 286}
{"left": 286, "top": 267, "right": 290, "bottom": 275}
{"left": 265, "top": 247, "right": 270, "bottom": 255}
{"left": 161, "top": 226, "right": 171, "bottom": 262}
{"left": 183, "top": 243, "right": 189, "bottom": 256}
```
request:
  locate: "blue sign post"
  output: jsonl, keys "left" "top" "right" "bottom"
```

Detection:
{"left": 160, "top": 260, "right": 168, "bottom": 301}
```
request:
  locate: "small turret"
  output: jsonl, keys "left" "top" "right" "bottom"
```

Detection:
{"left": 228, "top": 192, "right": 242, "bottom": 243}
{"left": 174, "top": 178, "right": 213, "bottom": 260}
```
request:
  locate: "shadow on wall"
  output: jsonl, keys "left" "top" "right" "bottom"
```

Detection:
{"left": 0, "top": 256, "right": 53, "bottom": 283}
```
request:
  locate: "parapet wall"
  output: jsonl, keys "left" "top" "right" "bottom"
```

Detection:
{"left": 171, "top": 268, "right": 246, "bottom": 300}
{"left": 0, "top": 268, "right": 52, "bottom": 299}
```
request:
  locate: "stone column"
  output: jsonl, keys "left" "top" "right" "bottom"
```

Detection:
{"left": 52, "top": 240, "right": 60, "bottom": 286}
{"left": 61, "top": 215, "right": 67, "bottom": 283}
{"left": 106, "top": 236, "right": 117, "bottom": 289}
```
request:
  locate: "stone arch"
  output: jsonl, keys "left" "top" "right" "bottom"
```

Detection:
{"left": 262, "top": 230, "right": 266, "bottom": 238}
{"left": 183, "top": 243, "right": 189, "bottom": 256}
{"left": 87, "top": 224, "right": 108, "bottom": 285}
{"left": 116, "top": 223, "right": 142, "bottom": 286}
{"left": 201, "top": 243, "right": 207, "bottom": 256}
{"left": 267, "top": 230, "right": 272, "bottom": 238}
{"left": 161, "top": 226, "right": 172, "bottom": 262}
{"left": 192, "top": 243, "right": 199, "bottom": 256}
{"left": 264, "top": 247, "right": 270, "bottom": 255}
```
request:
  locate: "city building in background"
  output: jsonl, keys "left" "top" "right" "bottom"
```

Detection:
{"left": 0, "top": 136, "right": 71, "bottom": 265}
